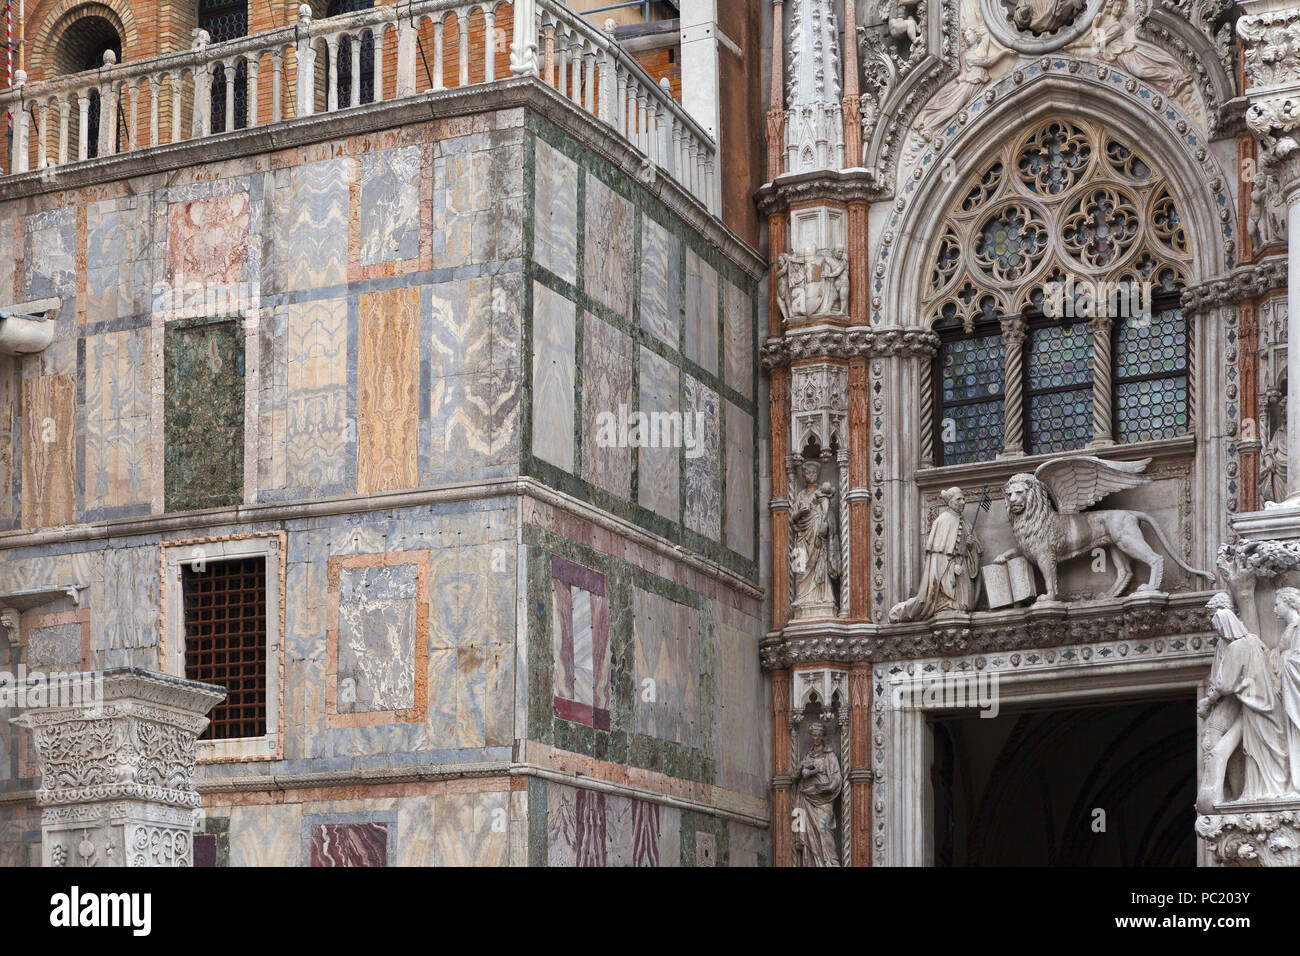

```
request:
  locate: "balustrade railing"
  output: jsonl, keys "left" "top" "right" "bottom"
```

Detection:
{"left": 0, "top": 0, "right": 718, "bottom": 214}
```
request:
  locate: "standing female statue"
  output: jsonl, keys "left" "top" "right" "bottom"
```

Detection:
{"left": 792, "top": 721, "right": 843, "bottom": 867}
{"left": 789, "top": 460, "right": 841, "bottom": 618}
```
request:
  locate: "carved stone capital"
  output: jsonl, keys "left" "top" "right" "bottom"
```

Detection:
{"left": 1181, "top": 256, "right": 1288, "bottom": 315}
{"left": 762, "top": 326, "right": 941, "bottom": 369}
{"left": 1197, "top": 810, "right": 1300, "bottom": 866}
{"left": 1239, "top": 7, "right": 1300, "bottom": 173}
{"left": 7, "top": 668, "right": 224, "bottom": 867}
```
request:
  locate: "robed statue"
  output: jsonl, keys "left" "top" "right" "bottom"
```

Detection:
{"left": 790, "top": 459, "right": 841, "bottom": 619}
{"left": 889, "top": 487, "right": 982, "bottom": 622}
{"left": 792, "top": 721, "right": 843, "bottom": 867}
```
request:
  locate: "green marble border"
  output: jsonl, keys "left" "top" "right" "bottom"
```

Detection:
{"left": 520, "top": 112, "right": 760, "bottom": 583}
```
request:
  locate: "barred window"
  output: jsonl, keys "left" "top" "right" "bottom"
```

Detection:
{"left": 183, "top": 556, "right": 267, "bottom": 740}
{"left": 328, "top": 0, "right": 377, "bottom": 107}
{"left": 199, "top": 0, "right": 249, "bottom": 132}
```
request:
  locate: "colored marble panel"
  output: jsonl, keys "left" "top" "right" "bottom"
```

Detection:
{"left": 716, "top": 605, "right": 766, "bottom": 798}
{"left": 683, "top": 375, "right": 720, "bottom": 541}
{"left": 581, "top": 312, "right": 633, "bottom": 499}
{"left": 360, "top": 146, "right": 421, "bottom": 266}
{"left": 532, "top": 138, "right": 578, "bottom": 284}
{"left": 640, "top": 217, "right": 681, "bottom": 350}
{"left": 428, "top": 543, "right": 515, "bottom": 650}
{"left": 725, "top": 400, "right": 754, "bottom": 559}
{"left": 583, "top": 173, "right": 634, "bottom": 318}
{"left": 336, "top": 563, "right": 421, "bottom": 714}
{"left": 632, "top": 586, "right": 703, "bottom": 748}
{"left": 551, "top": 556, "right": 609, "bottom": 728}
{"left": 86, "top": 198, "right": 150, "bottom": 321}
{"left": 430, "top": 134, "right": 524, "bottom": 270}
{"left": 358, "top": 287, "right": 420, "bottom": 493}
{"left": 278, "top": 159, "right": 350, "bottom": 292}
{"left": 167, "top": 192, "right": 249, "bottom": 286}
{"left": 530, "top": 282, "right": 576, "bottom": 473}
{"left": 309, "top": 822, "right": 388, "bottom": 867}
{"left": 637, "top": 347, "right": 680, "bottom": 523}
{"left": 684, "top": 249, "right": 719, "bottom": 375}
{"left": 83, "top": 327, "right": 151, "bottom": 515}
{"left": 24, "top": 207, "right": 76, "bottom": 301}
{"left": 286, "top": 299, "right": 349, "bottom": 492}
{"left": 163, "top": 318, "right": 245, "bottom": 512}
{"left": 21, "top": 374, "right": 75, "bottom": 528}
{"left": 723, "top": 281, "right": 753, "bottom": 400}
{"left": 0, "top": 217, "right": 12, "bottom": 304}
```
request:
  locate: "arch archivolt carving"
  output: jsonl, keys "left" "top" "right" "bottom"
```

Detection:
{"left": 873, "top": 58, "right": 1237, "bottom": 329}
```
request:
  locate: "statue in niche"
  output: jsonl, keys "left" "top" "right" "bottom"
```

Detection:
{"left": 1275, "top": 588, "right": 1300, "bottom": 793}
{"left": 792, "top": 720, "right": 843, "bottom": 867}
{"left": 1085, "top": 0, "right": 1190, "bottom": 99}
{"left": 1009, "top": 0, "right": 1087, "bottom": 34}
{"left": 992, "top": 456, "right": 1213, "bottom": 602}
{"left": 790, "top": 458, "right": 841, "bottom": 619}
{"left": 819, "top": 248, "right": 849, "bottom": 316}
{"left": 1197, "top": 592, "right": 1290, "bottom": 812}
{"left": 776, "top": 254, "right": 793, "bottom": 327}
{"left": 1260, "top": 388, "right": 1288, "bottom": 507}
{"left": 1248, "top": 172, "right": 1287, "bottom": 250}
{"left": 889, "top": 487, "right": 982, "bottom": 622}
{"left": 914, "top": 30, "right": 1015, "bottom": 142}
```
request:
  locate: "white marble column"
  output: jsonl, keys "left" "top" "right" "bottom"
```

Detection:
{"left": 9, "top": 668, "right": 224, "bottom": 867}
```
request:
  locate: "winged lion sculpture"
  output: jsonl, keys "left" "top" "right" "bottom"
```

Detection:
{"left": 992, "top": 456, "right": 1213, "bottom": 602}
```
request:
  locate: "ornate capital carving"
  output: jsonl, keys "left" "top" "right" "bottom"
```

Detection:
{"left": 1239, "top": 7, "right": 1300, "bottom": 171}
{"left": 1197, "top": 810, "right": 1300, "bottom": 866}
{"left": 762, "top": 326, "right": 941, "bottom": 369}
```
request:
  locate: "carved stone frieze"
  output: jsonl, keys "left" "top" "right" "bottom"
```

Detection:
{"left": 1180, "top": 258, "right": 1288, "bottom": 316}
{"left": 1239, "top": 7, "right": 1300, "bottom": 171}
{"left": 761, "top": 590, "right": 1213, "bottom": 668}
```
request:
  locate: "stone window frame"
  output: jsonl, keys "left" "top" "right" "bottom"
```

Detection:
{"left": 159, "top": 531, "right": 285, "bottom": 762}
{"left": 924, "top": 116, "right": 1194, "bottom": 467}
{"left": 324, "top": 550, "right": 431, "bottom": 729}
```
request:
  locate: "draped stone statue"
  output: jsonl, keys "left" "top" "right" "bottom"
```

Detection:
{"left": 890, "top": 487, "right": 982, "bottom": 622}
{"left": 1275, "top": 588, "right": 1300, "bottom": 793}
{"left": 792, "top": 721, "right": 843, "bottom": 867}
{"left": 1261, "top": 392, "right": 1288, "bottom": 507}
{"left": 1086, "top": 0, "right": 1190, "bottom": 98}
{"left": 790, "top": 459, "right": 841, "bottom": 619}
{"left": 915, "top": 30, "right": 1014, "bottom": 141}
{"left": 1197, "top": 593, "right": 1290, "bottom": 812}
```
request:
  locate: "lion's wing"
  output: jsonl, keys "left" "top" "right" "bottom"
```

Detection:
{"left": 1033, "top": 456, "right": 1151, "bottom": 514}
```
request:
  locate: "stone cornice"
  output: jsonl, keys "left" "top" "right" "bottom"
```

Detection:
{"left": 755, "top": 167, "right": 887, "bottom": 217}
{"left": 1181, "top": 255, "right": 1289, "bottom": 314}
{"left": 760, "top": 590, "right": 1215, "bottom": 668}
{"left": 761, "top": 325, "right": 941, "bottom": 369}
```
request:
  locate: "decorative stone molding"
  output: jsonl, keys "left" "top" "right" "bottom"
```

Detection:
{"left": 790, "top": 363, "right": 849, "bottom": 451}
{"left": 761, "top": 589, "right": 1214, "bottom": 668}
{"left": 1181, "top": 257, "right": 1289, "bottom": 316}
{"left": 761, "top": 326, "right": 941, "bottom": 369}
{"left": 754, "top": 170, "right": 887, "bottom": 217}
{"left": 8, "top": 668, "right": 224, "bottom": 867}
{"left": 1197, "top": 809, "right": 1300, "bottom": 866}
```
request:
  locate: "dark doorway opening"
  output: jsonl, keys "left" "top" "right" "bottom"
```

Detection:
{"left": 931, "top": 696, "right": 1196, "bottom": 866}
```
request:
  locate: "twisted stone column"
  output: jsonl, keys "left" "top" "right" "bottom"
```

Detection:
{"left": 999, "top": 316, "right": 1027, "bottom": 457}
{"left": 1088, "top": 314, "right": 1115, "bottom": 447}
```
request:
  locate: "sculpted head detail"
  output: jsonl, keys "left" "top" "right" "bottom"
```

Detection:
{"left": 801, "top": 460, "right": 821, "bottom": 486}
{"left": 940, "top": 487, "right": 966, "bottom": 514}
{"left": 1206, "top": 592, "right": 1233, "bottom": 613}
{"left": 1004, "top": 475, "right": 1034, "bottom": 516}
{"left": 808, "top": 721, "right": 826, "bottom": 746}
{"left": 1274, "top": 587, "right": 1300, "bottom": 624}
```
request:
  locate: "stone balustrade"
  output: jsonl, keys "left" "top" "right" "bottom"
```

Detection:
{"left": 0, "top": 0, "right": 718, "bottom": 215}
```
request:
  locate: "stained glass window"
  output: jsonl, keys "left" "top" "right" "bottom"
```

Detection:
{"left": 936, "top": 326, "right": 1005, "bottom": 465}
{"left": 1027, "top": 321, "right": 1092, "bottom": 455}
{"left": 1114, "top": 304, "right": 1189, "bottom": 443}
